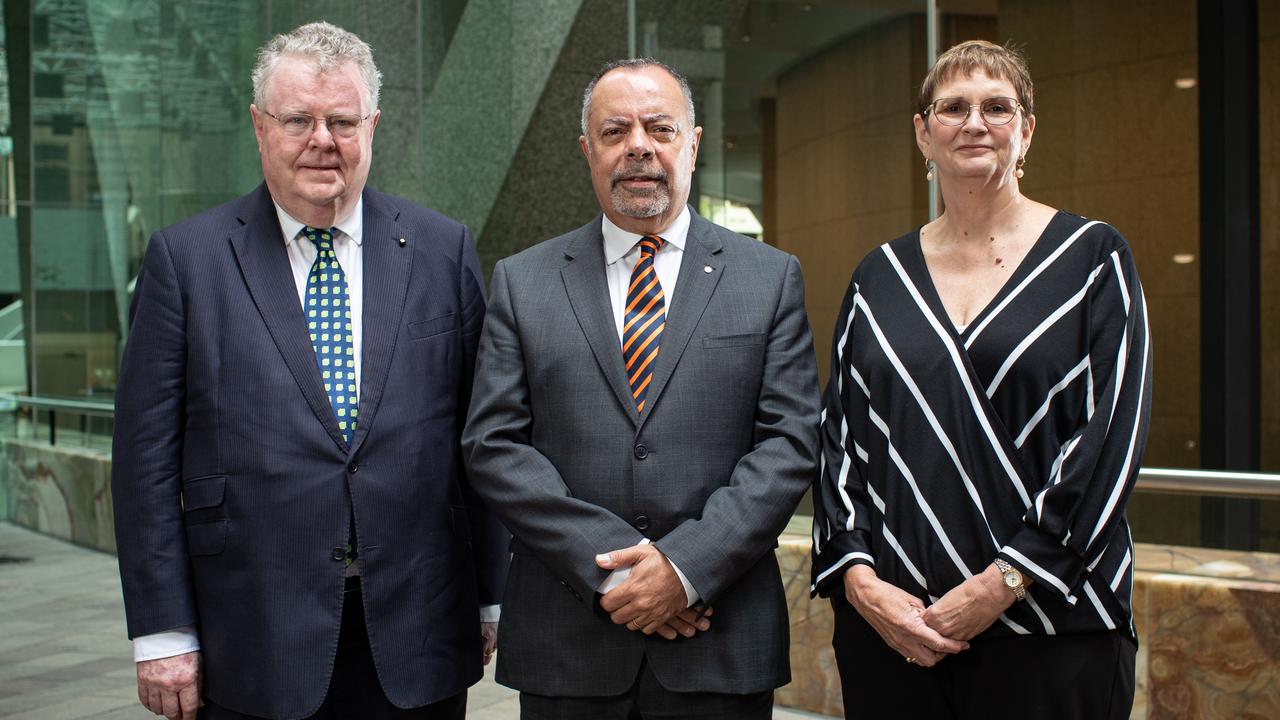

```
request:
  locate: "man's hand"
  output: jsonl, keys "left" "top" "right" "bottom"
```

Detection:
{"left": 649, "top": 606, "right": 714, "bottom": 640}
{"left": 922, "top": 563, "right": 1017, "bottom": 641}
{"left": 137, "top": 651, "right": 201, "bottom": 720}
{"left": 481, "top": 621, "right": 498, "bottom": 665}
{"left": 844, "top": 565, "right": 968, "bottom": 668}
{"left": 596, "top": 544, "right": 688, "bottom": 635}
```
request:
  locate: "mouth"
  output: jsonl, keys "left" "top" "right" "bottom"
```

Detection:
{"left": 612, "top": 163, "right": 668, "bottom": 189}
{"left": 956, "top": 145, "right": 992, "bottom": 152}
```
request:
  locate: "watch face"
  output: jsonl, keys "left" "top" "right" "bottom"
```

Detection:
{"left": 1004, "top": 570, "right": 1022, "bottom": 588}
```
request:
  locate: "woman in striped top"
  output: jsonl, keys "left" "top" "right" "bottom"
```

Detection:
{"left": 811, "top": 40, "right": 1151, "bottom": 719}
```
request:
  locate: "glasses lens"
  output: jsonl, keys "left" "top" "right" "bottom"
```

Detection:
{"left": 932, "top": 99, "right": 969, "bottom": 126}
{"left": 981, "top": 98, "right": 1018, "bottom": 125}
{"left": 278, "top": 114, "right": 314, "bottom": 136}
{"left": 326, "top": 115, "right": 362, "bottom": 138}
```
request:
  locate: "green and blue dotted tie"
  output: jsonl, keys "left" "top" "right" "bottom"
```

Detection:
{"left": 303, "top": 226, "right": 358, "bottom": 445}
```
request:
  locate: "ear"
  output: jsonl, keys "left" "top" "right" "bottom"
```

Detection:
{"left": 579, "top": 134, "right": 590, "bottom": 158}
{"left": 1020, "top": 112, "right": 1035, "bottom": 156}
{"left": 689, "top": 125, "right": 703, "bottom": 171}
{"left": 250, "top": 104, "right": 266, "bottom": 152}
{"left": 913, "top": 113, "right": 931, "bottom": 160}
{"left": 369, "top": 109, "right": 381, "bottom": 136}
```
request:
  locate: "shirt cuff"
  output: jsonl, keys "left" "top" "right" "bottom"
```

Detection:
{"left": 133, "top": 627, "right": 200, "bottom": 662}
{"left": 479, "top": 604, "right": 501, "bottom": 623}
{"left": 667, "top": 558, "right": 700, "bottom": 607}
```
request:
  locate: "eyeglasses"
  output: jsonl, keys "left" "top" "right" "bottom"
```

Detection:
{"left": 924, "top": 97, "right": 1022, "bottom": 126}
{"left": 261, "top": 110, "right": 373, "bottom": 138}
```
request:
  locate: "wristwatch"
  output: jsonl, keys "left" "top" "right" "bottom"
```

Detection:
{"left": 994, "top": 559, "right": 1027, "bottom": 601}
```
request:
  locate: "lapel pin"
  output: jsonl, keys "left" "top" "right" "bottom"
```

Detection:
{"left": 398, "top": 237, "right": 407, "bottom": 247}
{"left": 703, "top": 265, "right": 713, "bottom": 273}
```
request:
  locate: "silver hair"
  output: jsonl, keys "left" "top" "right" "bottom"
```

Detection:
{"left": 252, "top": 21, "right": 383, "bottom": 111}
{"left": 580, "top": 58, "right": 696, "bottom": 138}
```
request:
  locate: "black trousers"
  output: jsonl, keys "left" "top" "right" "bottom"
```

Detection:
{"left": 519, "top": 657, "right": 773, "bottom": 720}
{"left": 200, "top": 580, "right": 466, "bottom": 720}
{"left": 831, "top": 596, "right": 1135, "bottom": 720}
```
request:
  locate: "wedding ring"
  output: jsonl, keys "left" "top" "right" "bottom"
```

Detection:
{"left": 905, "top": 656, "right": 916, "bottom": 664}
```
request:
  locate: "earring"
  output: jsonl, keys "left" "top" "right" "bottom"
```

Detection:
{"left": 1015, "top": 156, "right": 1026, "bottom": 179}
{"left": 925, "top": 158, "right": 935, "bottom": 182}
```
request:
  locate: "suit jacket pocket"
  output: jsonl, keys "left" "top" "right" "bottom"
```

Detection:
{"left": 182, "top": 475, "right": 226, "bottom": 511}
{"left": 408, "top": 312, "right": 457, "bottom": 341}
{"left": 185, "top": 519, "right": 228, "bottom": 556}
{"left": 702, "top": 332, "right": 766, "bottom": 349}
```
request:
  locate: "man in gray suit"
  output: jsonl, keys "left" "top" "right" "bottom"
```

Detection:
{"left": 462, "top": 58, "right": 820, "bottom": 718}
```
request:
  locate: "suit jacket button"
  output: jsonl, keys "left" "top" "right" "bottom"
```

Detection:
{"left": 331, "top": 547, "right": 346, "bottom": 561}
{"left": 348, "top": 462, "right": 359, "bottom": 474}
{"left": 633, "top": 444, "right": 648, "bottom": 460}
{"left": 634, "top": 515, "right": 650, "bottom": 530}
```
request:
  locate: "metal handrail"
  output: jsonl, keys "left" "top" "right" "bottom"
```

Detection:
{"left": 4, "top": 394, "right": 115, "bottom": 416}
{"left": 1136, "top": 467, "right": 1280, "bottom": 499}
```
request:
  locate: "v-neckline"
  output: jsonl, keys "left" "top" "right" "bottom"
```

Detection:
{"left": 910, "top": 210, "right": 1066, "bottom": 343}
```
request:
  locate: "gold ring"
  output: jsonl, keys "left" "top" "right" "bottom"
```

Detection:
{"left": 905, "top": 656, "right": 916, "bottom": 664}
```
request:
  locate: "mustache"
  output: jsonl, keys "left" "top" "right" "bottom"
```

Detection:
{"left": 611, "top": 165, "right": 668, "bottom": 186}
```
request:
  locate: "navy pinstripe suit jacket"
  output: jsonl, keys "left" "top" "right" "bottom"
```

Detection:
{"left": 112, "top": 184, "right": 508, "bottom": 719}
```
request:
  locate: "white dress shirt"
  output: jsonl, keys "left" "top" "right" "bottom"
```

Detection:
{"left": 597, "top": 208, "right": 699, "bottom": 608}
{"left": 133, "top": 199, "right": 496, "bottom": 662}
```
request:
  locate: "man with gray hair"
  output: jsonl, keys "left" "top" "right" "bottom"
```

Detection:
{"left": 463, "top": 58, "right": 819, "bottom": 718}
{"left": 112, "top": 21, "right": 507, "bottom": 719}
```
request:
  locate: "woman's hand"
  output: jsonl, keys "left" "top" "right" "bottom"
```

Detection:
{"left": 921, "top": 563, "right": 1016, "bottom": 641}
{"left": 844, "top": 565, "right": 969, "bottom": 667}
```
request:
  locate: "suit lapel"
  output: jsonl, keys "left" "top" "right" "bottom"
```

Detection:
{"left": 350, "top": 190, "right": 412, "bottom": 457}
{"left": 229, "top": 184, "right": 348, "bottom": 450}
{"left": 639, "top": 213, "right": 724, "bottom": 429}
{"left": 561, "top": 221, "right": 642, "bottom": 426}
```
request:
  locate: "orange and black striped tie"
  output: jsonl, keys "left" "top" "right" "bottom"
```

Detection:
{"left": 623, "top": 235, "right": 666, "bottom": 413}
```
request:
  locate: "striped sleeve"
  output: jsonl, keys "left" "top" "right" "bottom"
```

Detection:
{"left": 811, "top": 274, "right": 877, "bottom": 597}
{"left": 999, "top": 239, "right": 1152, "bottom": 603}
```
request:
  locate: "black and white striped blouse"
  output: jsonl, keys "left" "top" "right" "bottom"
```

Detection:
{"left": 811, "top": 211, "right": 1152, "bottom": 638}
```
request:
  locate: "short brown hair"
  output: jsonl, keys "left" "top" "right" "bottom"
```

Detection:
{"left": 917, "top": 39, "right": 1034, "bottom": 119}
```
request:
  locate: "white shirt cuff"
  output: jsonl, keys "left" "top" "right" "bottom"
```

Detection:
{"left": 668, "top": 559, "right": 700, "bottom": 607}
{"left": 133, "top": 627, "right": 200, "bottom": 662}
{"left": 479, "top": 604, "right": 501, "bottom": 623}
{"left": 595, "top": 539, "right": 699, "bottom": 607}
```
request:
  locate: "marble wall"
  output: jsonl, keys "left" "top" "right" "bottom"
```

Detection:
{"left": 0, "top": 438, "right": 115, "bottom": 554}
{"left": 777, "top": 536, "right": 1280, "bottom": 720}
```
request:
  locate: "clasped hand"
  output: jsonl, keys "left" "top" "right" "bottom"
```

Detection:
{"left": 597, "top": 543, "right": 713, "bottom": 640}
{"left": 846, "top": 563, "right": 1014, "bottom": 667}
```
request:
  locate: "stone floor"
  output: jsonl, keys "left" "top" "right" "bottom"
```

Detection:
{"left": 0, "top": 522, "right": 835, "bottom": 719}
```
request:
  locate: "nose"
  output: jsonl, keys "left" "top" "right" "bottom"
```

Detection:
{"left": 961, "top": 105, "right": 988, "bottom": 133}
{"left": 625, "top": 125, "right": 654, "bottom": 160}
{"left": 307, "top": 119, "right": 337, "bottom": 148}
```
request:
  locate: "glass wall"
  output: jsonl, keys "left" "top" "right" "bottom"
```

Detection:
{"left": 1260, "top": 0, "right": 1279, "bottom": 547}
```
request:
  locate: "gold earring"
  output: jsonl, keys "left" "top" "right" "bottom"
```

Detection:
{"left": 925, "top": 158, "right": 935, "bottom": 182}
{"left": 1015, "top": 156, "right": 1026, "bottom": 179}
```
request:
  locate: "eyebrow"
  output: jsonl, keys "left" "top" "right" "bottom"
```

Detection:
{"left": 599, "top": 113, "right": 678, "bottom": 127}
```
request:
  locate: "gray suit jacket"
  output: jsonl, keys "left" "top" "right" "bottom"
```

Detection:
{"left": 462, "top": 210, "right": 820, "bottom": 696}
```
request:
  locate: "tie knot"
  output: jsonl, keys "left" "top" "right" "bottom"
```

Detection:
{"left": 303, "top": 226, "right": 337, "bottom": 252}
{"left": 638, "top": 235, "right": 664, "bottom": 258}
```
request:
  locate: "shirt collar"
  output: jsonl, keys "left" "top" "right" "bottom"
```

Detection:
{"left": 276, "top": 196, "right": 365, "bottom": 247}
{"left": 602, "top": 205, "right": 691, "bottom": 265}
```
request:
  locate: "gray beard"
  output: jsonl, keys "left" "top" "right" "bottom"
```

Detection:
{"left": 610, "top": 183, "right": 670, "bottom": 218}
